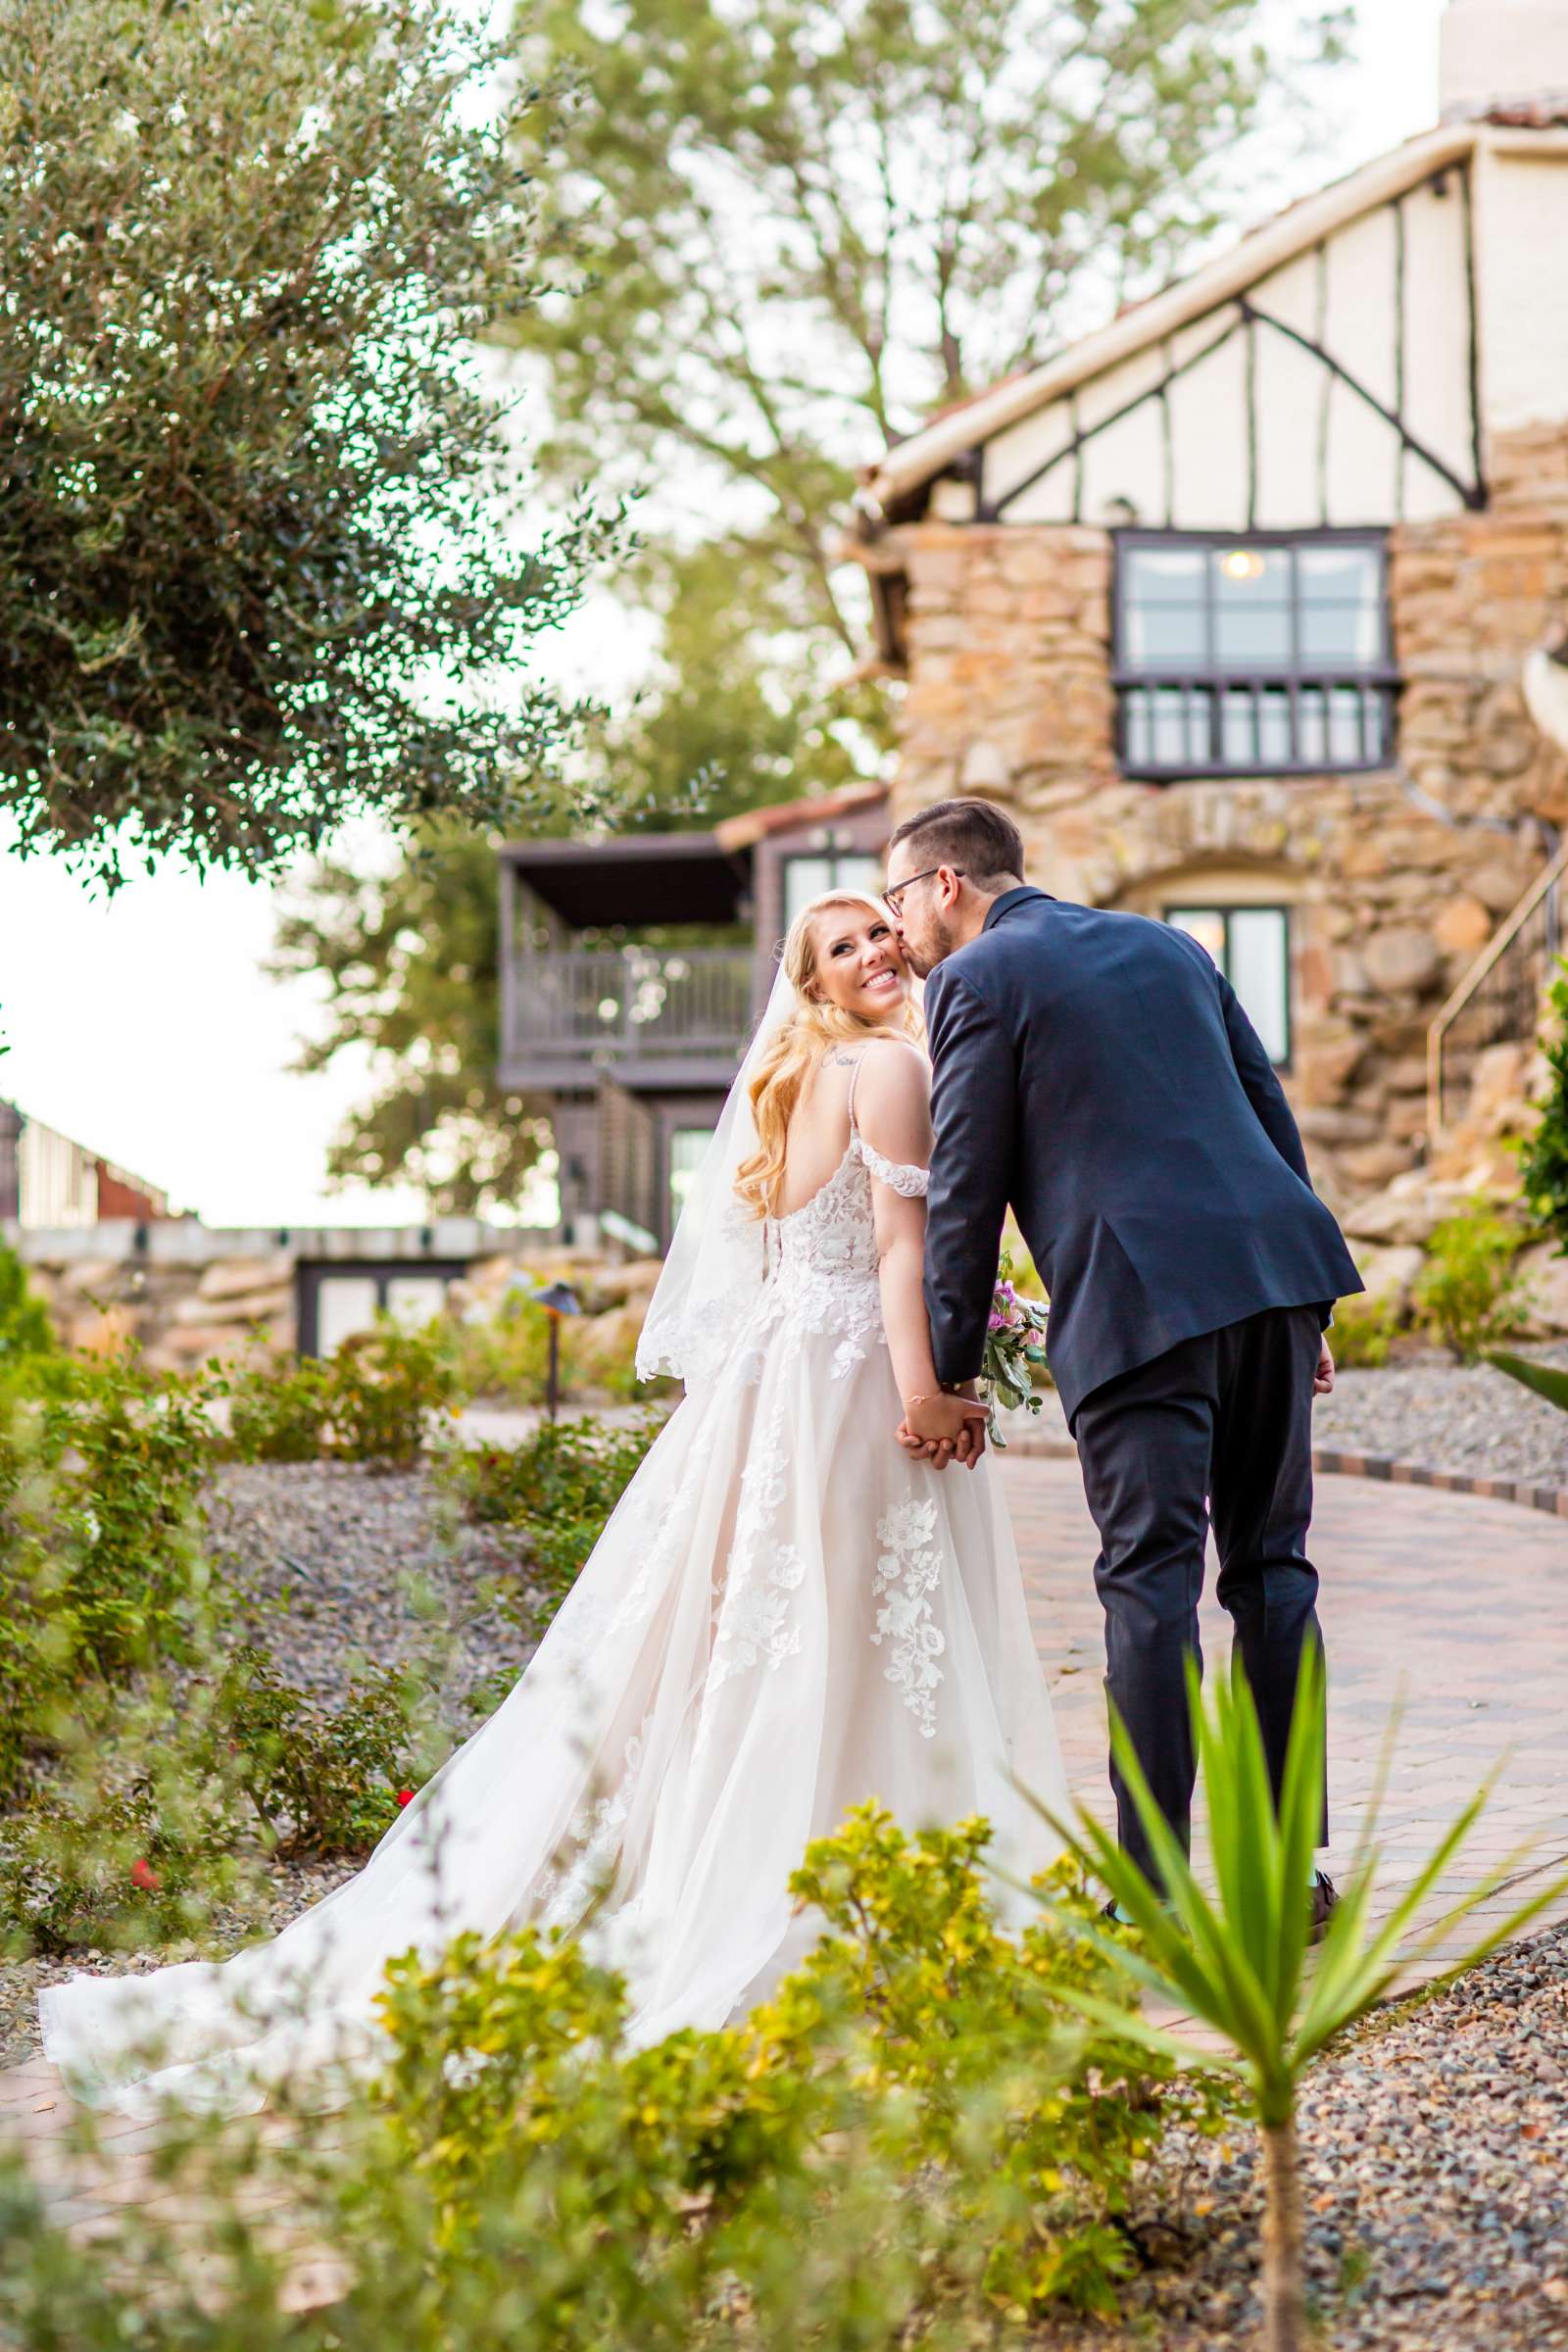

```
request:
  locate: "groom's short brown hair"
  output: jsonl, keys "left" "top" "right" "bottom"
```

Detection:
{"left": 887, "top": 799, "right": 1025, "bottom": 891}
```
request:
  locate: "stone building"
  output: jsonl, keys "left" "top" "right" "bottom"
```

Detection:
{"left": 850, "top": 0, "right": 1568, "bottom": 1219}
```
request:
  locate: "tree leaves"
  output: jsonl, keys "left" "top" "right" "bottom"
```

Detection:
{"left": 0, "top": 0, "right": 612, "bottom": 886}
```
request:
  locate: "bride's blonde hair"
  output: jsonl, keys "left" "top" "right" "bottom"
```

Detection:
{"left": 733, "top": 889, "right": 921, "bottom": 1220}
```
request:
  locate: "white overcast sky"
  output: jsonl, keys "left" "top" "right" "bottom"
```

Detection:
{"left": 0, "top": 0, "right": 1448, "bottom": 1230}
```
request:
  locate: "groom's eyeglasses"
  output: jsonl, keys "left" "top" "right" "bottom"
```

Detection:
{"left": 883, "top": 865, "right": 964, "bottom": 919}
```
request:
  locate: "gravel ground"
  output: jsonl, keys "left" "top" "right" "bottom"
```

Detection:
{"left": 1049, "top": 1918, "right": 1568, "bottom": 2352}
{"left": 1314, "top": 1342, "right": 1568, "bottom": 1488}
{"left": 2, "top": 1461, "right": 542, "bottom": 2074}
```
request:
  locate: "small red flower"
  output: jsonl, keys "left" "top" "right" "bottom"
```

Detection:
{"left": 130, "top": 1858, "right": 161, "bottom": 1892}
{"left": 396, "top": 1788, "right": 416, "bottom": 1808}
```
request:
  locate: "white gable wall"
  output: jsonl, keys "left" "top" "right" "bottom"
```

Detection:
{"left": 1474, "top": 141, "right": 1568, "bottom": 436}
{"left": 979, "top": 171, "right": 1483, "bottom": 532}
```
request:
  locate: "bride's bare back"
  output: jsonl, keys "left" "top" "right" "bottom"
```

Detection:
{"left": 777, "top": 1038, "right": 929, "bottom": 1219}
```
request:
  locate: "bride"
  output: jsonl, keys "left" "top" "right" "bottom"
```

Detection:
{"left": 39, "top": 890, "right": 1066, "bottom": 2118}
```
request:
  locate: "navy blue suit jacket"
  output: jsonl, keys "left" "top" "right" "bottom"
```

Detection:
{"left": 921, "top": 888, "right": 1364, "bottom": 1425}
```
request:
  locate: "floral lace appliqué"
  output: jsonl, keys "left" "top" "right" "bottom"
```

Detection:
{"left": 871, "top": 1496, "right": 947, "bottom": 1739}
{"left": 853, "top": 1137, "right": 930, "bottom": 1198}
{"left": 533, "top": 1715, "right": 651, "bottom": 1933}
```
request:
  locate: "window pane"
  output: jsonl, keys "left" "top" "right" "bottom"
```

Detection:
{"left": 1328, "top": 686, "right": 1365, "bottom": 764}
{"left": 1228, "top": 907, "right": 1291, "bottom": 1063}
{"left": 1125, "top": 688, "right": 1152, "bottom": 767}
{"left": 1298, "top": 544, "right": 1379, "bottom": 602}
{"left": 1150, "top": 686, "right": 1196, "bottom": 767}
{"left": 1257, "top": 688, "right": 1293, "bottom": 767}
{"left": 1298, "top": 544, "right": 1382, "bottom": 667}
{"left": 1298, "top": 601, "right": 1381, "bottom": 665}
{"left": 1222, "top": 688, "right": 1256, "bottom": 766}
{"left": 387, "top": 1275, "right": 448, "bottom": 1330}
{"left": 1212, "top": 546, "right": 1292, "bottom": 665}
{"left": 1125, "top": 601, "right": 1207, "bottom": 669}
{"left": 783, "top": 856, "right": 833, "bottom": 929}
{"left": 1298, "top": 685, "right": 1327, "bottom": 766}
{"left": 1123, "top": 547, "right": 1206, "bottom": 669}
{"left": 1167, "top": 907, "right": 1228, "bottom": 966}
{"left": 830, "top": 854, "right": 882, "bottom": 902}
{"left": 669, "top": 1126, "right": 714, "bottom": 1221}
{"left": 318, "top": 1276, "right": 380, "bottom": 1355}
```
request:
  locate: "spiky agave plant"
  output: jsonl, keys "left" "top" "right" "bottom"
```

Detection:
{"left": 1034, "top": 1649, "right": 1568, "bottom": 2352}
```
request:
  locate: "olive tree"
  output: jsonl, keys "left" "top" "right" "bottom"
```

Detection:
{"left": 0, "top": 0, "right": 610, "bottom": 887}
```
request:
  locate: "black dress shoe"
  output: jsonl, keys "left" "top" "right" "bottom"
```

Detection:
{"left": 1308, "top": 1871, "right": 1339, "bottom": 1942}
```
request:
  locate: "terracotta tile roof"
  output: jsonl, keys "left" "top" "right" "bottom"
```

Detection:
{"left": 712, "top": 780, "right": 888, "bottom": 853}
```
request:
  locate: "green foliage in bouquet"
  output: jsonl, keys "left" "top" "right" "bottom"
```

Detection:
{"left": 979, "top": 1248, "right": 1051, "bottom": 1445}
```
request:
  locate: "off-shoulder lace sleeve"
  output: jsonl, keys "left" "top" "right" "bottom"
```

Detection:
{"left": 853, "top": 1136, "right": 930, "bottom": 1198}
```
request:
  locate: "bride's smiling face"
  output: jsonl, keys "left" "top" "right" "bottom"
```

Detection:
{"left": 807, "top": 905, "right": 909, "bottom": 1022}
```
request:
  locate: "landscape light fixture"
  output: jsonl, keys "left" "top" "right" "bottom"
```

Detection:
{"left": 517, "top": 1278, "right": 582, "bottom": 1422}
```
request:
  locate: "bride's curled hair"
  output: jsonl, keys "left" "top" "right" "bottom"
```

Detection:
{"left": 734, "top": 890, "right": 921, "bottom": 1220}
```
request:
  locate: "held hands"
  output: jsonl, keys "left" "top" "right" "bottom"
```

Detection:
{"left": 898, "top": 1387, "right": 989, "bottom": 1471}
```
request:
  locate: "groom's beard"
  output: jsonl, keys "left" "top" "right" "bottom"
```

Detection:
{"left": 902, "top": 912, "right": 962, "bottom": 978}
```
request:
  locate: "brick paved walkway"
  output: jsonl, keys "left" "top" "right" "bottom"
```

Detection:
{"left": 1008, "top": 1458, "right": 1568, "bottom": 1972}
{"left": 5, "top": 1460, "right": 1566, "bottom": 2282}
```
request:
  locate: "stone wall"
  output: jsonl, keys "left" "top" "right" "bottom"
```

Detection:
{"left": 6, "top": 1222, "right": 528, "bottom": 1373}
{"left": 880, "top": 424, "right": 1568, "bottom": 1211}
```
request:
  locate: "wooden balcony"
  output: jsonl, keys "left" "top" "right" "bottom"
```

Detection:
{"left": 500, "top": 945, "right": 754, "bottom": 1092}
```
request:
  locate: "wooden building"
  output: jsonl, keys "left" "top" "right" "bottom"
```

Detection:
{"left": 0, "top": 1099, "right": 175, "bottom": 1229}
{"left": 497, "top": 785, "right": 888, "bottom": 1248}
{"left": 849, "top": 0, "right": 1568, "bottom": 1213}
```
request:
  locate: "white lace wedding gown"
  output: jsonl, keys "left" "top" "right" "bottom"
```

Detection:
{"left": 39, "top": 1092, "right": 1067, "bottom": 2118}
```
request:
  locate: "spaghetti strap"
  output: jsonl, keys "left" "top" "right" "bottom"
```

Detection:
{"left": 846, "top": 1051, "right": 864, "bottom": 1134}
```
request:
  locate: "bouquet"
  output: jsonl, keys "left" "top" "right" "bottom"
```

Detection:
{"left": 978, "top": 1250, "right": 1050, "bottom": 1446}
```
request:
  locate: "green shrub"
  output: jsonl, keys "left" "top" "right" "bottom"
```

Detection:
{"left": 0, "top": 1759, "right": 236, "bottom": 1957}
{"left": 0, "top": 1242, "right": 56, "bottom": 1375}
{"left": 439, "top": 1411, "right": 662, "bottom": 1624}
{"left": 38, "top": 1352, "right": 217, "bottom": 1681}
{"left": 1328, "top": 1290, "right": 1402, "bottom": 1369}
{"left": 220, "top": 1321, "right": 462, "bottom": 1467}
{"left": 199, "top": 1642, "right": 435, "bottom": 1858}
{"left": 1412, "top": 1200, "right": 1532, "bottom": 1363}
{"left": 1519, "top": 957, "right": 1568, "bottom": 1251}
{"left": 220, "top": 1348, "right": 334, "bottom": 1462}
{"left": 0, "top": 1803, "right": 1239, "bottom": 2345}
{"left": 363, "top": 1806, "right": 1236, "bottom": 2337}
{"left": 326, "top": 1324, "right": 461, "bottom": 1465}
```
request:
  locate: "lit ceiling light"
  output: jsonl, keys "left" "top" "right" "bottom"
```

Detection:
{"left": 1221, "top": 549, "right": 1266, "bottom": 582}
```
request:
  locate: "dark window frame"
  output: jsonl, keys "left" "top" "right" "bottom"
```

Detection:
{"left": 296, "top": 1258, "right": 467, "bottom": 1357}
{"left": 1113, "top": 526, "right": 1397, "bottom": 782}
{"left": 1164, "top": 902, "right": 1294, "bottom": 1069}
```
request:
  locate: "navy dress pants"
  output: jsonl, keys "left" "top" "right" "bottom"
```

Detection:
{"left": 1071, "top": 1303, "right": 1327, "bottom": 1883}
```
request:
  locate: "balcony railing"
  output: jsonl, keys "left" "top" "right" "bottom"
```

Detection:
{"left": 507, "top": 946, "right": 754, "bottom": 1069}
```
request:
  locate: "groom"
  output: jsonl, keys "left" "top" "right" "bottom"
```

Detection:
{"left": 886, "top": 799, "right": 1363, "bottom": 1909}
